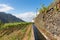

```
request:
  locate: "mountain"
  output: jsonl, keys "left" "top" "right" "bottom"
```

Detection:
{"left": 0, "top": 12, "right": 24, "bottom": 23}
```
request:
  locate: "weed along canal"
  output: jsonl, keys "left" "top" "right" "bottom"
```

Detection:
{"left": 33, "top": 24, "right": 46, "bottom": 40}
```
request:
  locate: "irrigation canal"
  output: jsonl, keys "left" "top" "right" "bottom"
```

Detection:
{"left": 33, "top": 24, "right": 46, "bottom": 40}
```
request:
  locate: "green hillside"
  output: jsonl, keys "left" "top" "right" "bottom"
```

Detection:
{"left": 0, "top": 22, "right": 32, "bottom": 40}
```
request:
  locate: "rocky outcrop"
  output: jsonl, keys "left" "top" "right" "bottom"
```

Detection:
{"left": 34, "top": 0, "right": 60, "bottom": 40}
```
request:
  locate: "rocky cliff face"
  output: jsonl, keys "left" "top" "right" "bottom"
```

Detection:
{"left": 34, "top": 0, "right": 60, "bottom": 40}
{"left": 44, "top": 11, "right": 60, "bottom": 36}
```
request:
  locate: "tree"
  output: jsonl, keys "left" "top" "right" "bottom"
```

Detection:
{"left": 0, "top": 20, "right": 4, "bottom": 26}
{"left": 0, "top": 20, "right": 2, "bottom": 25}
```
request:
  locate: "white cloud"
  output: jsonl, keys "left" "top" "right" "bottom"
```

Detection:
{"left": 0, "top": 4, "right": 14, "bottom": 12}
{"left": 13, "top": 12, "right": 36, "bottom": 22}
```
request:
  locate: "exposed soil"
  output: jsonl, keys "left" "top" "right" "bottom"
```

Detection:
{"left": 22, "top": 25, "right": 32, "bottom": 40}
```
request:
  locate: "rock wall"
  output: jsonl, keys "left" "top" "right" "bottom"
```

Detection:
{"left": 34, "top": 1, "right": 60, "bottom": 39}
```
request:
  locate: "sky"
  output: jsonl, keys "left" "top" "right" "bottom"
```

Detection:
{"left": 0, "top": 0, "right": 54, "bottom": 22}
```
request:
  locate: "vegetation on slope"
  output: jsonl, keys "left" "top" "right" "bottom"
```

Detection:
{"left": 0, "top": 22, "right": 32, "bottom": 40}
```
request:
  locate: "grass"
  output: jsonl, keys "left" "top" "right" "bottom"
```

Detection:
{"left": 0, "top": 22, "right": 32, "bottom": 30}
{"left": 0, "top": 22, "right": 32, "bottom": 40}
{"left": 28, "top": 27, "right": 31, "bottom": 40}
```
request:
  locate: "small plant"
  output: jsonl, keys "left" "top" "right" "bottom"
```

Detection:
{"left": 39, "top": 4, "right": 48, "bottom": 14}
{"left": 0, "top": 20, "right": 4, "bottom": 28}
{"left": 54, "top": 5, "right": 58, "bottom": 11}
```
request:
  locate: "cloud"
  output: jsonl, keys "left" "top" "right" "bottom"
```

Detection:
{"left": 0, "top": 4, "right": 14, "bottom": 12}
{"left": 13, "top": 12, "right": 36, "bottom": 22}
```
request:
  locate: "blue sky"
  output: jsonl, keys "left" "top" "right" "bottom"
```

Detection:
{"left": 0, "top": 0, "right": 54, "bottom": 22}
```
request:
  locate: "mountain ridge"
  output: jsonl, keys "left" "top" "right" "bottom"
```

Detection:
{"left": 0, "top": 12, "right": 24, "bottom": 23}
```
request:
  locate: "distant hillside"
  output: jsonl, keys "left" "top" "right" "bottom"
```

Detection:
{"left": 0, "top": 12, "right": 24, "bottom": 23}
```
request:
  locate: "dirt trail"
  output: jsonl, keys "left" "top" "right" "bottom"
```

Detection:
{"left": 22, "top": 24, "right": 32, "bottom": 40}
{"left": 30, "top": 25, "right": 35, "bottom": 40}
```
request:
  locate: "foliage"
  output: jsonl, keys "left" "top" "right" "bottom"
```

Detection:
{"left": 0, "top": 20, "right": 4, "bottom": 27}
{"left": 0, "top": 22, "right": 32, "bottom": 30}
{"left": 39, "top": 5, "right": 48, "bottom": 13}
{"left": 0, "top": 20, "right": 2, "bottom": 25}
{"left": 0, "top": 22, "right": 32, "bottom": 40}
